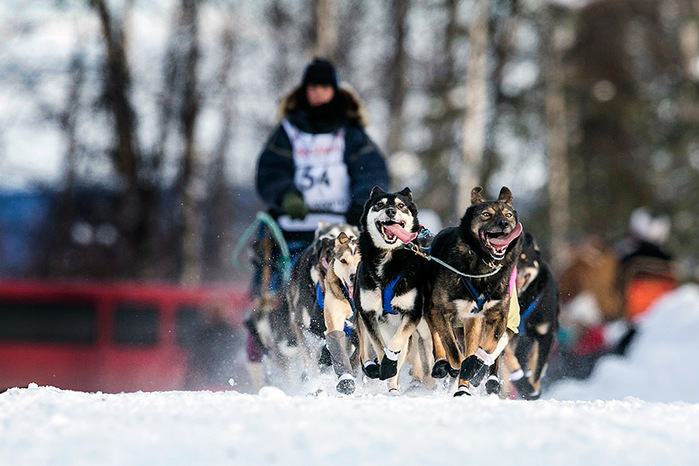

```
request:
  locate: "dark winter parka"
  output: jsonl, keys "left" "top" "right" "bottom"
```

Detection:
{"left": 255, "top": 86, "right": 389, "bottom": 228}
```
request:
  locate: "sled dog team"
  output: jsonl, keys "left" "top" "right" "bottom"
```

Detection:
{"left": 279, "top": 185, "right": 559, "bottom": 398}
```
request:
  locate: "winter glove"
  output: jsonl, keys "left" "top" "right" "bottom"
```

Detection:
{"left": 281, "top": 191, "right": 308, "bottom": 220}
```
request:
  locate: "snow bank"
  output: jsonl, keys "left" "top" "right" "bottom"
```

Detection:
{"left": 547, "top": 284, "right": 699, "bottom": 402}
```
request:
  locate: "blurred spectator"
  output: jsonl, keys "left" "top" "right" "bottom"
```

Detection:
{"left": 547, "top": 209, "right": 679, "bottom": 387}
{"left": 615, "top": 207, "right": 679, "bottom": 322}
{"left": 547, "top": 238, "right": 632, "bottom": 384}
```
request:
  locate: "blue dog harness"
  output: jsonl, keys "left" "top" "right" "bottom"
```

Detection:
{"left": 517, "top": 291, "right": 542, "bottom": 336}
{"left": 315, "top": 282, "right": 356, "bottom": 338}
{"left": 382, "top": 273, "right": 404, "bottom": 316}
{"left": 461, "top": 277, "right": 489, "bottom": 314}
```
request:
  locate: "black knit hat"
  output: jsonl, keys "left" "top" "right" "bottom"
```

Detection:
{"left": 301, "top": 58, "right": 339, "bottom": 89}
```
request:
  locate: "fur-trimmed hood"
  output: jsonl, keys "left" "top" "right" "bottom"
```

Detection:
{"left": 276, "top": 85, "right": 370, "bottom": 128}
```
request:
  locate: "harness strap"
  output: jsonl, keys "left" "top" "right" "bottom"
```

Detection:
{"left": 316, "top": 281, "right": 356, "bottom": 314}
{"left": 339, "top": 283, "right": 357, "bottom": 315}
{"left": 517, "top": 292, "right": 542, "bottom": 336}
{"left": 403, "top": 243, "right": 502, "bottom": 279}
{"left": 315, "top": 282, "right": 324, "bottom": 310}
{"left": 316, "top": 281, "right": 356, "bottom": 338}
{"left": 382, "top": 274, "right": 403, "bottom": 316}
{"left": 461, "top": 277, "right": 488, "bottom": 313}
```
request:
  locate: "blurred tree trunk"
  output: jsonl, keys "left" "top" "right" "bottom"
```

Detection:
{"left": 483, "top": 0, "right": 519, "bottom": 191}
{"left": 45, "top": 52, "right": 85, "bottom": 278}
{"left": 458, "top": 0, "right": 490, "bottom": 216}
{"left": 90, "top": 0, "right": 149, "bottom": 278}
{"left": 417, "top": 0, "right": 463, "bottom": 222}
{"left": 384, "top": 0, "right": 409, "bottom": 157}
{"left": 544, "top": 8, "right": 571, "bottom": 272}
{"left": 174, "top": 0, "right": 203, "bottom": 284}
{"left": 268, "top": 0, "right": 297, "bottom": 94}
{"left": 203, "top": 22, "right": 238, "bottom": 282}
{"left": 90, "top": 0, "right": 138, "bottom": 185}
{"left": 313, "top": 0, "right": 338, "bottom": 60}
{"left": 334, "top": 0, "right": 363, "bottom": 80}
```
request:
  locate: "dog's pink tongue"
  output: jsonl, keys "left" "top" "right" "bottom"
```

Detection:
{"left": 489, "top": 222, "right": 523, "bottom": 248}
{"left": 384, "top": 223, "right": 418, "bottom": 244}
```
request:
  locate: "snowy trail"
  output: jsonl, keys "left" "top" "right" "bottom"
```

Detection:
{"left": 1, "top": 285, "right": 699, "bottom": 465}
{"left": 1, "top": 384, "right": 698, "bottom": 466}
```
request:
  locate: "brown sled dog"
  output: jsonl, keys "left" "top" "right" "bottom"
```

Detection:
{"left": 502, "top": 231, "right": 561, "bottom": 400}
{"left": 322, "top": 232, "right": 362, "bottom": 394}
{"left": 424, "top": 187, "right": 523, "bottom": 396}
{"left": 287, "top": 222, "right": 359, "bottom": 379}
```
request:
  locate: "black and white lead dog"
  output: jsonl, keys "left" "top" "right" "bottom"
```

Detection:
{"left": 354, "top": 187, "right": 426, "bottom": 394}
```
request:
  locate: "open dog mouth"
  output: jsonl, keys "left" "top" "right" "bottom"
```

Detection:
{"left": 376, "top": 221, "right": 417, "bottom": 244}
{"left": 343, "top": 281, "right": 355, "bottom": 299}
{"left": 480, "top": 222, "right": 523, "bottom": 260}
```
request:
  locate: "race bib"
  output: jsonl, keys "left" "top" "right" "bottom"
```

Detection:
{"left": 282, "top": 119, "right": 351, "bottom": 214}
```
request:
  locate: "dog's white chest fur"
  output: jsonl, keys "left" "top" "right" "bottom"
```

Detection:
{"left": 359, "top": 287, "right": 417, "bottom": 315}
{"left": 391, "top": 288, "right": 418, "bottom": 312}
{"left": 455, "top": 298, "right": 501, "bottom": 320}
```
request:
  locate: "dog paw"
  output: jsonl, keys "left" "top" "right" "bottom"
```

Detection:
{"left": 431, "top": 359, "right": 453, "bottom": 379}
{"left": 512, "top": 377, "right": 537, "bottom": 400}
{"left": 459, "top": 355, "right": 488, "bottom": 387}
{"left": 512, "top": 378, "right": 540, "bottom": 400}
{"left": 379, "top": 355, "right": 398, "bottom": 380}
{"left": 485, "top": 375, "right": 501, "bottom": 395}
{"left": 388, "top": 388, "right": 400, "bottom": 396}
{"left": 362, "top": 360, "right": 380, "bottom": 379}
{"left": 454, "top": 385, "right": 472, "bottom": 397}
{"left": 336, "top": 376, "right": 355, "bottom": 395}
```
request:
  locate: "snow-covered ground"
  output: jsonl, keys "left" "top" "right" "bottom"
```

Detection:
{"left": 2, "top": 284, "right": 698, "bottom": 465}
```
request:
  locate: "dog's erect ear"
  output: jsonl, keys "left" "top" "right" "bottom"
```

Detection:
{"left": 399, "top": 187, "right": 413, "bottom": 201}
{"left": 336, "top": 231, "right": 350, "bottom": 245}
{"left": 498, "top": 186, "right": 513, "bottom": 206}
{"left": 471, "top": 187, "right": 485, "bottom": 205}
{"left": 370, "top": 186, "right": 385, "bottom": 197}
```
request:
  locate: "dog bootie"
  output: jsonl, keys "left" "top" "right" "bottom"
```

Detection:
{"left": 510, "top": 368, "right": 538, "bottom": 400}
{"left": 336, "top": 374, "right": 355, "bottom": 395}
{"left": 379, "top": 348, "right": 399, "bottom": 380}
{"left": 460, "top": 348, "right": 493, "bottom": 387}
{"left": 362, "top": 359, "right": 380, "bottom": 379}
{"left": 454, "top": 385, "right": 472, "bottom": 397}
{"left": 318, "top": 345, "right": 332, "bottom": 367}
{"left": 326, "top": 331, "right": 353, "bottom": 378}
{"left": 485, "top": 375, "right": 501, "bottom": 395}
{"left": 431, "top": 359, "right": 458, "bottom": 379}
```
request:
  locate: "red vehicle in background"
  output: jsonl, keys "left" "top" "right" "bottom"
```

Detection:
{"left": 0, "top": 280, "right": 251, "bottom": 393}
